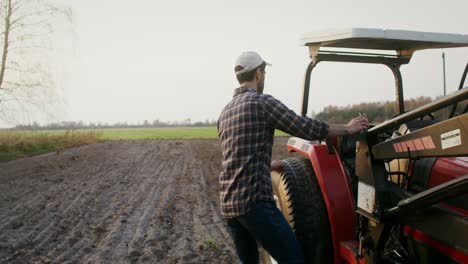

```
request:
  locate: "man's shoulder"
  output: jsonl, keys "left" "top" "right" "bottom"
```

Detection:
{"left": 230, "top": 90, "right": 264, "bottom": 102}
{"left": 258, "top": 93, "right": 283, "bottom": 107}
{"left": 233, "top": 92, "right": 283, "bottom": 112}
{"left": 242, "top": 91, "right": 276, "bottom": 101}
{"left": 259, "top": 92, "right": 276, "bottom": 100}
{"left": 223, "top": 90, "right": 280, "bottom": 110}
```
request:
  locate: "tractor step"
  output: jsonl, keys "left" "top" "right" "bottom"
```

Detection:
{"left": 339, "top": 241, "right": 365, "bottom": 264}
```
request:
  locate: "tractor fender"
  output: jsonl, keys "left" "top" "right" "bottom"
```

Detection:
{"left": 285, "top": 137, "right": 357, "bottom": 264}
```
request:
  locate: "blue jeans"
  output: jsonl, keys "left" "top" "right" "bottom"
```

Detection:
{"left": 225, "top": 201, "right": 305, "bottom": 264}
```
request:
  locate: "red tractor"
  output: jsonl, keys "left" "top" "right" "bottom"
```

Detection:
{"left": 269, "top": 29, "right": 468, "bottom": 264}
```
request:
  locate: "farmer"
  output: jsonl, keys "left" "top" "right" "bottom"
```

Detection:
{"left": 217, "top": 51, "right": 368, "bottom": 263}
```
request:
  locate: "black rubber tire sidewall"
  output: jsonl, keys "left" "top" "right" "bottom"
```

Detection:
{"left": 271, "top": 158, "right": 333, "bottom": 264}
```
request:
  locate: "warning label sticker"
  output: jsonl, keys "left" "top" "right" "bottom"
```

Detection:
{"left": 441, "top": 129, "right": 461, "bottom": 150}
{"left": 357, "top": 182, "right": 375, "bottom": 214}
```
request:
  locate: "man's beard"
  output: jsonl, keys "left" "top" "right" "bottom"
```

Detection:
{"left": 257, "top": 78, "right": 264, "bottom": 93}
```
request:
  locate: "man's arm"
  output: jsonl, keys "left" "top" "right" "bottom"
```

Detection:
{"left": 263, "top": 94, "right": 368, "bottom": 139}
{"left": 263, "top": 95, "right": 329, "bottom": 140}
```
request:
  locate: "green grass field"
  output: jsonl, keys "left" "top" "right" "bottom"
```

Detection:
{"left": 97, "top": 127, "right": 287, "bottom": 140}
{"left": 96, "top": 127, "right": 218, "bottom": 140}
{"left": 0, "top": 127, "right": 288, "bottom": 162}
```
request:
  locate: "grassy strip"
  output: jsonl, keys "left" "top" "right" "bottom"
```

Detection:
{"left": 0, "top": 130, "right": 100, "bottom": 162}
{"left": 96, "top": 127, "right": 288, "bottom": 140}
{"left": 97, "top": 127, "right": 218, "bottom": 140}
{"left": 0, "top": 127, "right": 289, "bottom": 162}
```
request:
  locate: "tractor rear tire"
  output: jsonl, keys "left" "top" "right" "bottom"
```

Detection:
{"left": 270, "top": 158, "right": 333, "bottom": 264}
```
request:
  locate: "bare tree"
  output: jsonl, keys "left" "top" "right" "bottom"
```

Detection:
{"left": 0, "top": 0, "right": 71, "bottom": 124}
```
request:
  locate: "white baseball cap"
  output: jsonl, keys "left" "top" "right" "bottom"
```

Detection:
{"left": 235, "top": 51, "right": 271, "bottom": 75}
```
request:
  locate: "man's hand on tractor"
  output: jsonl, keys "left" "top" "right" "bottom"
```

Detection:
{"left": 327, "top": 115, "right": 369, "bottom": 137}
{"left": 346, "top": 115, "right": 369, "bottom": 134}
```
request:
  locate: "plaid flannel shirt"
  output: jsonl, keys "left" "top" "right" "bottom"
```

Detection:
{"left": 217, "top": 87, "right": 329, "bottom": 218}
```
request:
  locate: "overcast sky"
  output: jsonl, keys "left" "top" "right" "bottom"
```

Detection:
{"left": 3, "top": 0, "right": 468, "bottom": 127}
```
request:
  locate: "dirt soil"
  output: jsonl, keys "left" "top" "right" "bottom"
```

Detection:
{"left": 0, "top": 137, "right": 293, "bottom": 263}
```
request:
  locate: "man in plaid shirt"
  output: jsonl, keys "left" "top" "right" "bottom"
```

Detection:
{"left": 218, "top": 51, "right": 368, "bottom": 263}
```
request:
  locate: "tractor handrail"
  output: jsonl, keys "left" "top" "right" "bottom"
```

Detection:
{"left": 368, "top": 87, "right": 468, "bottom": 136}
{"left": 385, "top": 174, "right": 468, "bottom": 217}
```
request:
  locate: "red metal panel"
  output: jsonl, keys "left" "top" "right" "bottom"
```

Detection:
{"left": 404, "top": 226, "right": 468, "bottom": 263}
{"left": 288, "top": 142, "right": 356, "bottom": 264}
{"left": 429, "top": 157, "right": 468, "bottom": 216}
{"left": 429, "top": 157, "right": 468, "bottom": 188}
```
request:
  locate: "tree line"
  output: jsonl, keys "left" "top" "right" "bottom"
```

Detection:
{"left": 313, "top": 96, "right": 451, "bottom": 123}
{"left": 14, "top": 119, "right": 218, "bottom": 130}
{"left": 13, "top": 95, "right": 466, "bottom": 130}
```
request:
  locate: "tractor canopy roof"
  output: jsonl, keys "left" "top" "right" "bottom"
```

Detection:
{"left": 297, "top": 29, "right": 468, "bottom": 116}
{"left": 301, "top": 28, "right": 468, "bottom": 53}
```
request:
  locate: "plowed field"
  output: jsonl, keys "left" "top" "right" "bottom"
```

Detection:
{"left": 0, "top": 137, "right": 291, "bottom": 263}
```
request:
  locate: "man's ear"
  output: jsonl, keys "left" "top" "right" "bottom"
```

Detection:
{"left": 255, "top": 68, "right": 262, "bottom": 80}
